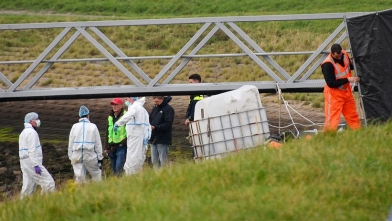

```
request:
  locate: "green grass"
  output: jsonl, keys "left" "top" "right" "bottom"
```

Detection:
{"left": 0, "top": 127, "right": 66, "bottom": 144}
{"left": 0, "top": 0, "right": 390, "bottom": 18}
{"left": 1, "top": 123, "right": 392, "bottom": 220}
{"left": 0, "top": 127, "right": 19, "bottom": 142}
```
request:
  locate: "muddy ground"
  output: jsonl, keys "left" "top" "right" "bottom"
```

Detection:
{"left": 0, "top": 94, "right": 325, "bottom": 200}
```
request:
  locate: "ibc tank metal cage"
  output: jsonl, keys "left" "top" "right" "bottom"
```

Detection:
{"left": 189, "top": 107, "right": 270, "bottom": 160}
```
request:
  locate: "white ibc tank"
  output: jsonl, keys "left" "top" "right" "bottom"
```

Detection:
{"left": 194, "top": 85, "right": 262, "bottom": 120}
{"left": 189, "top": 85, "right": 270, "bottom": 160}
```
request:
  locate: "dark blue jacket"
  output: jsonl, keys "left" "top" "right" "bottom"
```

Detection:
{"left": 149, "top": 96, "right": 175, "bottom": 145}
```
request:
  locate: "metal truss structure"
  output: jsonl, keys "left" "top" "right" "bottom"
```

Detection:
{"left": 0, "top": 12, "right": 370, "bottom": 101}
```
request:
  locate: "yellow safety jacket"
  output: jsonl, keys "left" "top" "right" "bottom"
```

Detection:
{"left": 108, "top": 110, "right": 127, "bottom": 144}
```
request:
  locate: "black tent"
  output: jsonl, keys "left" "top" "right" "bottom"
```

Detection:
{"left": 346, "top": 9, "right": 392, "bottom": 123}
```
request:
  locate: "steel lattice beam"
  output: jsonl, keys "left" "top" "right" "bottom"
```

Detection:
{"left": 0, "top": 12, "right": 372, "bottom": 101}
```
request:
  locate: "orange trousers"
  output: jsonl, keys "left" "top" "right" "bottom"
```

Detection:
{"left": 324, "top": 87, "right": 361, "bottom": 131}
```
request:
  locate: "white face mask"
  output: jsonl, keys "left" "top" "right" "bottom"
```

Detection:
{"left": 35, "top": 119, "right": 41, "bottom": 127}
{"left": 125, "top": 101, "right": 131, "bottom": 107}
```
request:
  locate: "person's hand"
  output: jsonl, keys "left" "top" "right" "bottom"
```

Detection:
{"left": 348, "top": 77, "right": 360, "bottom": 83}
{"left": 113, "top": 124, "right": 119, "bottom": 133}
{"left": 185, "top": 119, "right": 190, "bottom": 126}
{"left": 98, "top": 160, "right": 103, "bottom": 170}
{"left": 34, "top": 165, "right": 42, "bottom": 175}
{"left": 103, "top": 150, "right": 109, "bottom": 159}
{"left": 151, "top": 125, "right": 155, "bottom": 130}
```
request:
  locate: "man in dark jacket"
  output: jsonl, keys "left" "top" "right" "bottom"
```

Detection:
{"left": 184, "top": 74, "right": 204, "bottom": 126}
{"left": 149, "top": 96, "right": 175, "bottom": 168}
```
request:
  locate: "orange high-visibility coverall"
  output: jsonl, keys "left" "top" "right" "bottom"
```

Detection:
{"left": 322, "top": 50, "right": 361, "bottom": 131}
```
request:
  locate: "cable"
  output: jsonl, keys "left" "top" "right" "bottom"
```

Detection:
{"left": 276, "top": 83, "right": 301, "bottom": 137}
{"left": 284, "top": 102, "right": 316, "bottom": 125}
{"left": 268, "top": 122, "right": 324, "bottom": 129}
{"left": 273, "top": 83, "right": 346, "bottom": 137}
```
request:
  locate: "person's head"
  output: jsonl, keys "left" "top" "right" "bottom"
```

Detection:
{"left": 124, "top": 97, "right": 138, "bottom": 107}
{"left": 189, "top": 74, "right": 201, "bottom": 83}
{"left": 153, "top": 96, "right": 164, "bottom": 106}
{"left": 330, "top": 43, "right": 343, "bottom": 60}
{"left": 110, "top": 97, "right": 123, "bottom": 113}
{"left": 79, "top": 105, "right": 89, "bottom": 118}
{"left": 24, "top": 112, "right": 41, "bottom": 128}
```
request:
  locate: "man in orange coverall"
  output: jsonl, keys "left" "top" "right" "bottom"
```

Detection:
{"left": 321, "top": 43, "right": 361, "bottom": 131}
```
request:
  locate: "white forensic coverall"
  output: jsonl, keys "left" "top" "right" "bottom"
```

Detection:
{"left": 115, "top": 97, "right": 151, "bottom": 175}
{"left": 19, "top": 123, "right": 55, "bottom": 198}
{"left": 68, "top": 118, "right": 103, "bottom": 183}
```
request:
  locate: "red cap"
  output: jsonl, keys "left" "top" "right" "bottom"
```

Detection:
{"left": 110, "top": 98, "right": 123, "bottom": 105}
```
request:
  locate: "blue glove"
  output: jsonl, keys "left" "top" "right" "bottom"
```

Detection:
{"left": 113, "top": 124, "right": 119, "bottom": 133}
{"left": 34, "top": 165, "right": 42, "bottom": 175}
{"left": 143, "top": 138, "right": 149, "bottom": 145}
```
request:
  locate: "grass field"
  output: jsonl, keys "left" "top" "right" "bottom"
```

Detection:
{"left": 1, "top": 123, "right": 392, "bottom": 220}
{"left": 0, "top": 0, "right": 391, "bottom": 17}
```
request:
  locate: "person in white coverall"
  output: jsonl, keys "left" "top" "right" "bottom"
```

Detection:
{"left": 68, "top": 105, "right": 104, "bottom": 183}
{"left": 114, "top": 97, "right": 151, "bottom": 175}
{"left": 19, "top": 112, "right": 55, "bottom": 199}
